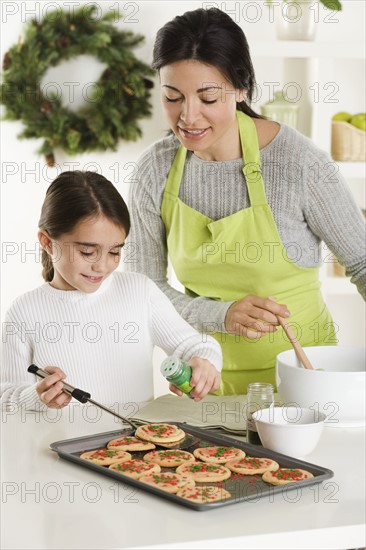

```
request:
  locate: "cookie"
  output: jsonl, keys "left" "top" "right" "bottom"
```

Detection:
{"left": 143, "top": 449, "right": 195, "bottom": 468}
{"left": 135, "top": 423, "right": 185, "bottom": 444}
{"left": 262, "top": 468, "right": 314, "bottom": 485}
{"left": 109, "top": 459, "right": 160, "bottom": 479}
{"left": 177, "top": 485, "right": 231, "bottom": 503}
{"left": 80, "top": 448, "right": 131, "bottom": 466}
{"left": 176, "top": 461, "right": 231, "bottom": 482}
{"left": 139, "top": 472, "right": 195, "bottom": 493}
{"left": 193, "top": 446, "right": 245, "bottom": 464}
{"left": 107, "top": 436, "right": 156, "bottom": 451}
{"left": 226, "top": 456, "right": 279, "bottom": 475}
{"left": 153, "top": 435, "right": 186, "bottom": 448}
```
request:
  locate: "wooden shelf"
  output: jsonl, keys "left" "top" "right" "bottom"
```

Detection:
{"left": 250, "top": 38, "right": 365, "bottom": 307}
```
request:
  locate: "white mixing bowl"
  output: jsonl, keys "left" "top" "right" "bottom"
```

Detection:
{"left": 252, "top": 406, "right": 326, "bottom": 457}
{"left": 276, "top": 346, "right": 366, "bottom": 427}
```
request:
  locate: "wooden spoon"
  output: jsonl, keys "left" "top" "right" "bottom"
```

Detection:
{"left": 276, "top": 316, "right": 315, "bottom": 370}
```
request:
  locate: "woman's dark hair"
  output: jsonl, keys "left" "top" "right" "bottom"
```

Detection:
{"left": 152, "top": 7, "right": 263, "bottom": 119}
{"left": 39, "top": 171, "right": 130, "bottom": 282}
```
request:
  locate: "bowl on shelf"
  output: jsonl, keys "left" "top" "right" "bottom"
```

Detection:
{"left": 276, "top": 346, "right": 366, "bottom": 427}
{"left": 252, "top": 406, "right": 326, "bottom": 458}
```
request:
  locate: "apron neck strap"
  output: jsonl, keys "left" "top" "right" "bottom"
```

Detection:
{"left": 165, "top": 112, "right": 268, "bottom": 207}
{"left": 237, "top": 111, "right": 268, "bottom": 207}
{"left": 165, "top": 145, "right": 187, "bottom": 198}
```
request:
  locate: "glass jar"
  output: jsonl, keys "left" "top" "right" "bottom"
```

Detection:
{"left": 160, "top": 356, "right": 194, "bottom": 397}
{"left": 260, "top": 91, "right": 299, "bottom": 129}
{"left": 246, "top": 382, "right": 275, "bottom": 445}
{"left": 276, "top": 0, "right": 317, "bottom": 41}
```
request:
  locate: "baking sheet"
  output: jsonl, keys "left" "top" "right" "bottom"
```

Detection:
{"left": 50, "top": 422, "right": 334, "bottom": 511}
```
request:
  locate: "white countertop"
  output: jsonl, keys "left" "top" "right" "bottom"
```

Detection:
{"left": 1, "top": 396, "right": 365, "bottom": 550}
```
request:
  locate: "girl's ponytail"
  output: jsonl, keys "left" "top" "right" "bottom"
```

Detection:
{"left": 41, "top": 249, "right": 54, "bottom": 282}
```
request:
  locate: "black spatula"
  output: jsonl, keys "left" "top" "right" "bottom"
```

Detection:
{"left": 28, "top": 365, "right": 198, "bottom": 449}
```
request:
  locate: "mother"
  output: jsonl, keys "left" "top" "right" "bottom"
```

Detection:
{"left": 126, "top": 8, "right": 366, "bottom": 394}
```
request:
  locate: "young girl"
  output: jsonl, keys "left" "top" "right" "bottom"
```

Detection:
{"left": 1, "top": 171, "right": 222, "bottom": 410}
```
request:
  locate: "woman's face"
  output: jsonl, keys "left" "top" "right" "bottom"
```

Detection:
{"left": 160, "top": 59, "right": 245, "bottom": 161}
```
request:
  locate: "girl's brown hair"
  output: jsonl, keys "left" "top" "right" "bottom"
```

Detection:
{"left": 39, "top": 171, "right": 130, "bottom": 282}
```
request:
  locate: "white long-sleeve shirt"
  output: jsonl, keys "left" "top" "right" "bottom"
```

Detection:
{"left": 1, "top": 271, "right": 222, "bottom": 410}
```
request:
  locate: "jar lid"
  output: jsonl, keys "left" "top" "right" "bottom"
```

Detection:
{"left": 247, "top": 382, "right": 274, "bottom": 396}
{"left": 263, "top": 90, "right": 299, "bottom": 108}
{"left": 160, "top": 357, "right": 181, "bottom": 377}
{"left": 248, "top": 382, "right": 274, "bottom": 390}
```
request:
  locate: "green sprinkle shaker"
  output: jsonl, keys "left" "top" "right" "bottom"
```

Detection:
{"left": 160, "top": 357, "right": 194, "bottom": 398}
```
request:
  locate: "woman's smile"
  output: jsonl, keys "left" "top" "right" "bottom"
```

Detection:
{"left": 160, "top": 59, "right": 244, "bottom": 161}
{"left": 178, "top": 126, "right": 210, "bottom": 140}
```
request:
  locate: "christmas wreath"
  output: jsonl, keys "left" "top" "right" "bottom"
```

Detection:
{"left": 1, "top": 4, "right": 154, "bottom": 166}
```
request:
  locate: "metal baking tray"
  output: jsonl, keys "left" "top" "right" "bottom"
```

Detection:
{"left": 50, "top": 422, "right": 334, "bottom": 511}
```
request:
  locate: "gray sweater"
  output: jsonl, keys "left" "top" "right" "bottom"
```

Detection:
{"left": 126, "top": 123, "right": 366, "bottom": 331}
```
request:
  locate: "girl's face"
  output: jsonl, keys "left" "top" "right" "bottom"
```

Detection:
{"left": 39, "top": 215, "right": 126, "bottom": 293}
{"left": 160, "top": 59, "right": 245, "bottom": 161}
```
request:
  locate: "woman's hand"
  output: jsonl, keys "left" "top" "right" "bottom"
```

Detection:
{"left": 36, "top": 366, "right": 72, "bottom": 408}
{"left": 225, "top": 295, "right": 291, "bottom": 339}
{"left": 169, "top": 356, "right": 221, "bottom": 402}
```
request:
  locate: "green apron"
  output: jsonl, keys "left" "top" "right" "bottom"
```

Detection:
{"left": 161, "top": 111, "right": 334, "bottom": 394}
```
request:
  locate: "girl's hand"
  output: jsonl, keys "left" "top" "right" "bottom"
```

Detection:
{"left": 225, "top": 295, "right": 291, "bottom": 339}
{"left": 169, "top": 356, "right": 221, "bottom": 402}
{"left": 36, "top": 366, "right": 72, "bottom": 409}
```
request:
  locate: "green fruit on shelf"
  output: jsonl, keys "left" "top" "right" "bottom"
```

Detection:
{"left": 350, "top": 113, "right": 366, "bottom": 132}
{"left": 332, "top": 112, "right": 352, "bottom": 122}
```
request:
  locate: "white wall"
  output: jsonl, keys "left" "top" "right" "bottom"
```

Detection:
{"left": 1, "top": 1, "right": 365, "bottom": 379}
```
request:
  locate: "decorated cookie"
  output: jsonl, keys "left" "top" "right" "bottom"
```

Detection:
{"left": 139, "top": 472, "right": 195, "bottom": 493}
{"left": 176, "top": 461, "right": 231, "bottom": 482}
{"left": 143, "top": 449, "right": 195, "bottom": 468}
{"left": 135, "top": 423, "right": 185, "bottom": 444}
{"left": 226, "top": 456, "right": 279, "bottom": 475}
{"left": 80, "top": 448, "right": 131, "bottom": 466}
{"left": 262, "top": 468, "right": 314, "bottom": 485}
{"left": 109, "top": 459, "right": 160, "bottom": 479}
{"left": 193, "top": 446, "right": 245, "bottom": 464}
{"left": 177, "top": 485, "right": 231, "bottom": 503}
{"left": 107, "top": 436, "right": 156, "bottom": 451}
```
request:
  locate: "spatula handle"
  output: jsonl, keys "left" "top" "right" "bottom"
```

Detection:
{"left": 28, "top": 364, "right": 91, "bottom": 403}
{"left": 27, "top": 364, "right": 140, "bottom": 428}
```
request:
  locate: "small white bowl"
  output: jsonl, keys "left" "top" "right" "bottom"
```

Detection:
{"left": 276, "top": 346, "right": 366, "bottom": 427}
{"left": 252, "top": 406, "right": 326, "bottom": 458}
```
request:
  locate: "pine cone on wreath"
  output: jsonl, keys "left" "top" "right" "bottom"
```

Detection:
{"left": 45, "top": 153, "right": 55, "bottom": 167}
{"left": 58, "top": 36, "right": 71, "bottom": 49}
{"left": 3, "top": 53, "right": 11, "bottom": 71}
{"left": 40, "top": 101, "right": 52, "bottom": 113}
